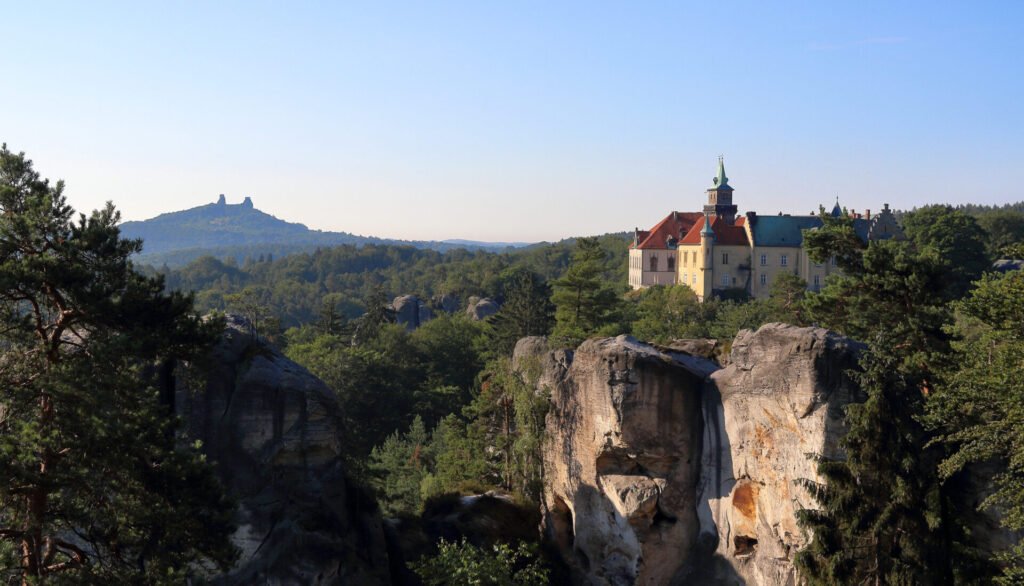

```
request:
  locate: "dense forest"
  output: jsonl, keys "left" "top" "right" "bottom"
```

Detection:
{"left": 4, "top": 141, "right": 1024, "bottom": 584}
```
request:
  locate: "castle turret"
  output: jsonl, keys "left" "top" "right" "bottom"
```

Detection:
{"left": 241, "top": 196, "right": 254, "bottom": 209}
{"left": 217, "top": 194, "right": 226, "bottom": 205}
{"left": 699, "top": 213, "right": 715, "bottom": 301}
{"left": 703, "top": 156, "right": 738, "bottom": 223}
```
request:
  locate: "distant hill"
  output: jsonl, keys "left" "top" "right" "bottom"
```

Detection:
{"left": 120, "top": 195, "right": 529, "bottom": 267}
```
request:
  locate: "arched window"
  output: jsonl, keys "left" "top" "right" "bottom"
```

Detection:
{"left": 650, "top": 256, "right": 658, "bottom": 272}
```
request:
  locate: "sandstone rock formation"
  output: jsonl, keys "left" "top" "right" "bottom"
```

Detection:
{"left": 465, "top": 296, "right": 500, "bottom": 321}
{"left": 432, "top": 293, "right": 460, "bottom": 314}
{"left": 392, "top": 295, "right": 432, "bottom": 331}
{"left": 519, "top": 335, "right": 718, "bottom": 585}
{"left": 695, "top": 324, "right": 863, "bottom": 585}
{"left": 527, "top": 325, "right": 866, "bottom": 585}
{"left": 177, "top": 316, "right": 390, "bottom": 585}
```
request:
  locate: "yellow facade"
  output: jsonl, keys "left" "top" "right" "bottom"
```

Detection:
{"left": 676, "top": 240, "right": 751, "bottom": 301}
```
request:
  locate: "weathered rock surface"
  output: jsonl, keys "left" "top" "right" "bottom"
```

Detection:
{"left": 520, "top": 335, "right": 718, "bottom": 585}
{"left": 392, "top": 295, "right": 431, "bottom": 331}
{"left": 528, "top": 324, "right": 866, "bottom": 585}
{"left": 695, "top": 323, "right": 864, "bottom": 585}
{"left": 432, "top": 293, "right": 460, "bottom": 314}
{"left": 177, "top": 316, "right": 390, "bottom": 585}
{"left": 465, "top": 296, "right": 500, "bottom": 321}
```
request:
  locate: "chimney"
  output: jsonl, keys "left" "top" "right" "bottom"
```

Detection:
{"left": 865, "top": 209, "right": 871, "bottom": 220}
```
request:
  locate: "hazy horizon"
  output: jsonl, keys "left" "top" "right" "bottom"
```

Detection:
{"left": 3, "top": 1, "right": 1022, "bottom": 242}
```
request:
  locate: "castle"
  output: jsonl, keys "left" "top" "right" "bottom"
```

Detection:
{"left": 628, "top": 158, "right": 904, "bottom": 300}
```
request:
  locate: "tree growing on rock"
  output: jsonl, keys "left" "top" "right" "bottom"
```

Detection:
{"left": 0, "top": 145, "right": 237, "bottom": 583}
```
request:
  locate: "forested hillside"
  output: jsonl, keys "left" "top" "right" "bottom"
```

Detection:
{"left": 121, "top": 196, "right": 531, "bottom": 267}
{"left": 145, "top": 234, "right": 632, "bottom": 328}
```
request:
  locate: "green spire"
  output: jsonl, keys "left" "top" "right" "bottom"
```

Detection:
{"left": 712, "top": 155, "right": 730, "bottom": 188}
{"left": 701, "top": 213, "right": 714, "bottom": 238}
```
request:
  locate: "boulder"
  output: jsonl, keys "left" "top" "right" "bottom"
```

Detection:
{"left": 465, "top": 297, "right": 500, "bottom": 321}
{"left": 177, "top": 315, "right": 391, "bottom": 585}
{"left": 524, "top": 335, "right": 718, "bottom": 585}
{"left": 391, "top": 295, "right": 431, "bottom": 331}
{"left": 432, "top": 293, "right": 460, "bottom": 314}
{"left": 695, "top": 323, "right": 864, "bottom": 585}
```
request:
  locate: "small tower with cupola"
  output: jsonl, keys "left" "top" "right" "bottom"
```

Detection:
{"left": 703, "top": 156, "right": 738, "bottom": 224}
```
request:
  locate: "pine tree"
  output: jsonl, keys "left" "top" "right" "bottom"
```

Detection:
{"left": 928, "top": 271, "right": 1024, "bottom": 583}
{"left": 489, "top": 268, "right": 554, "bottom": 356}
{"left": 0, "top": 145, "right": 237, "bottom": 583}
{"left": 796, "top": 219, "right": 986, "bottom": 584}
{"left": 550, "top": 237, "right": 620, "bottom": 347}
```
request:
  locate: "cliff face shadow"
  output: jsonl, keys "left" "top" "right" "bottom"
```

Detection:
{"left": 686, "top": 378, "right": 743, "bottom": 585}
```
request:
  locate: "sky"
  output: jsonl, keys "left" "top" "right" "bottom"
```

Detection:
{"left": 2, "top": 1, "right": 1022, "bottom": 242}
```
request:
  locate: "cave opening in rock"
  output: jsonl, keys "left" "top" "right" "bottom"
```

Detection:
{"left": 652, "top": 506, "right": 677, "bottom": 528}
{"left": 550, "top": 496, "right": 575, "bottom": 553}
{"left": 734, "top": 535, "right": 758, "bottom": 557}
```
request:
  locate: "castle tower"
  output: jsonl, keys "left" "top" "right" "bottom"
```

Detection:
{"left": 703, "top": 156, "right": 738, "bottom": 224}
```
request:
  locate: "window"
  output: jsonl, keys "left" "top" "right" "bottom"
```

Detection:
{"left": 813, "top": 274, "right": 820, "bottom": 287}
{"left": 692, "top": 274, "right": 697, "bottom": 284}
{"left": 760, "top": 273, "right": 767, "bottom": 286}
{"left": 650, "top": 256, "right": 658, "bottom": 272}
{"left": 683, "top": 272, "right": 688, "bottom": 283}
{"left": 722, "top": 253, "right": 729, "bottom": 265}
{"left": 830, "top": 256, "right": 837, "bottom": 267}
{"left": 780, "top": 254, "right": 788, "bottom": 267}
{"left": 760, "top": 254, "right": 767, "bottom": 266}
{"left": 668, "top": 256, "right": 675, "bottom": 271}
{"left": 721, "top": 274, "right": 730, "bottom": 287}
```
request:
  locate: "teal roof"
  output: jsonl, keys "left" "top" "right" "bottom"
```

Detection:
{"left": 701, "top": 214, "right": 715, "bottom": 237}
{"left": 750, "top": 215, "right": 822, "bottom": 246}
{"left": 711, "top": 156, "right": 731, "bottom": 189}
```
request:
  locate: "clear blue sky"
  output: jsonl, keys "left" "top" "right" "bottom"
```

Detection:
{"left": 2, "top": 1, "right": 1022, "bottom": 242}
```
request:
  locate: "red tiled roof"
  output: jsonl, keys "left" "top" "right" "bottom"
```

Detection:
{"left": 679, "top": 215, "right": 749, "bottom": 246}
{"left": 632, "top": 211, "right": 703, "bottom": 249}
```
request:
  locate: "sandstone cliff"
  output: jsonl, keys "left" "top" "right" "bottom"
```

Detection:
{"left": 696, "top": 324, "right": 863, "bottom": 585}
{"left": 517, "top": 335, "right": 717, "bottom": 585}
{"left": 177, "top": 316, "right": 391, "bottom": 585}
{"left": 525, "top": 324, "right": 864, "bottom": 585}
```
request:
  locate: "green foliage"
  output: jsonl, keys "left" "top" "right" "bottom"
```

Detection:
{"left": 928, "top": 271, "right": 1024, "bottom": 582}
{"left": 0, "top": 145, "right": 237, "bottom": 583}
{"left": 225, "top": 285, "right": 279, "bottom": 340}
{"left": 472, "top": 357, "right": 550, "bottom": 502}
{"left": 629, "top": 285, "right": 714, "bottom": 343}
{"left": 550, "top": 237, "right": 624, "bottom": 346}
{"left": 487, "top": 268, "right": 555, "bottom": 357}
{"left": 795, "top": 219, "right": 990, "bottom": 584}
{"left": 369, "top": 416, "right": 431, "bottom": 516}
{"left": 411, "top": 538, "right": 549, "bottom": 586}
{"left": 902, "top": 205, "right": 990, "bottom": 299}
{"left": 976, "top": 210, "right": 1024, "bottom": 259}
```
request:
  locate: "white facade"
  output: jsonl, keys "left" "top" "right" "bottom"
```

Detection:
{"left": 629, "top": 248, "right": 677, "bottom": 289}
